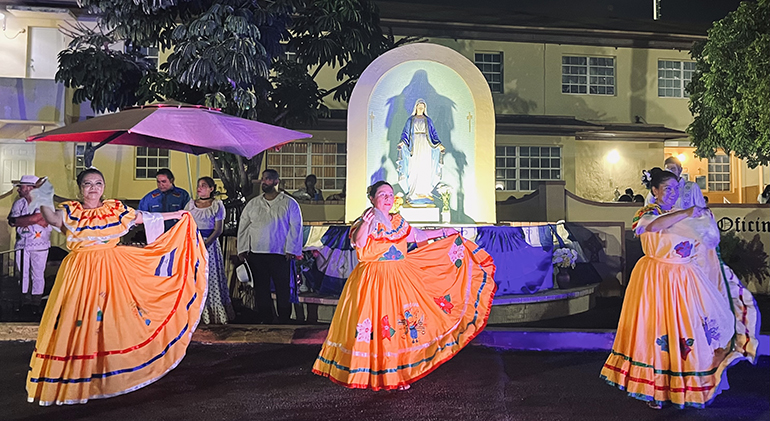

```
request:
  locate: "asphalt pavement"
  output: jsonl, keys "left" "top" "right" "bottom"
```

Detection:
{"left": 1, "top": 342, "right": 767, "bottom": 421}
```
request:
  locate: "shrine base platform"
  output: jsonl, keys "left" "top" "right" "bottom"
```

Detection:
{"left": 280, "top": 283, "right": 600, "bottom": 325}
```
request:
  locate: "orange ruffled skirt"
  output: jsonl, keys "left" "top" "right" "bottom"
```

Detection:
{"left": 600, "top": 253, "right": 759, "bottom": 408}
{"left": 313, "top": 235, "right": 496, "bottom": 390}
{"left": 26, "top": 214, "right": 208, "bottom": 405}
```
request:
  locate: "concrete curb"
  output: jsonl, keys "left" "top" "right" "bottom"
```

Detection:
{"left": 3, "top": 322, "right": 768, "bottom": 355}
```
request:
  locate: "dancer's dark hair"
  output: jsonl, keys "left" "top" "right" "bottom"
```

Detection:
{"left": 76, "top": 168, "right": 104, "bottom": 186}
{"left": 641, "top": 167, "right": 678, "bottom": 190}
{"left": 367, "top": 181, "right": 392, "bottom": 198}
{"left": 197, "top": 176, "right": 218, "bottom": 199}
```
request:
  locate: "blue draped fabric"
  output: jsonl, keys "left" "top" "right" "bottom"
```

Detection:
{"left": 321, "top": 225, "right": 353, "bottom": 250}
{"left": 475, "top": 226, "right": 554, "bottom": 295}
{"left": 316, "top": 226, "right": 354, "bottom": 296}
{"left": 299, "top": 226, "right": 356, "bottom": 297}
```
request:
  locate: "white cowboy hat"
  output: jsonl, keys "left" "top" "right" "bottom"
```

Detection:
{"left": 235, "top": 261, "right": 253, "bottom": 287}
{"left": 12, "top": 175, "right": 42, "bottom": 186}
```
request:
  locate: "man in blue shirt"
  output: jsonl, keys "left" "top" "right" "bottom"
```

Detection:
{"left": 138, "top": 169, "right": 190, "bottom": 232}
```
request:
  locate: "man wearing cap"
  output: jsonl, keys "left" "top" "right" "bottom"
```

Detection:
{"left": 7, "top": 175, "right": 53, "bottom": 308}
{"left": 138, "top": 168, "right": 190, "bottom": 232}
{"left": 237, "top": 169, "right": 303, "bottom": 324}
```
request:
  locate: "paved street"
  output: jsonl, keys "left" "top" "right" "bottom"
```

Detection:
{"left": 1, "top": 342, "right": 767, "bottom": 421}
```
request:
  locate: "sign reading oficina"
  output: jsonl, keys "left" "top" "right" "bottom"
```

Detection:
{"left": 717, "top": 216, "right": 770, "bottom": 233}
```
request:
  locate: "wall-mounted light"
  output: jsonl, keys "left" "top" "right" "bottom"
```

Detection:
{"left": 1, "top": 10, "right": 28, "bottom": 39}
{"left": 606, "top": 149, "right": 620, "bottom": 164}
{"left": 677, "top": 153, "right": 687, "bottom": 163}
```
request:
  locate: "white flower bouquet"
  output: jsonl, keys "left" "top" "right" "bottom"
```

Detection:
{"left": 552, "top": 247, "right": 578, "bottom": 269}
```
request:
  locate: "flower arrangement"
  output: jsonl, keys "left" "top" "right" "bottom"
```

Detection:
{"left": 435, "top": 183, "right": 452, "bottom": 213}
{"left": 552, "top": 247, "right": 578, "bottom": 269}
{"left": 641, "top": 169, "right": 653, "bottom": 189}
{"left": 391, "top": 193, "right": 405, "bottom": 214}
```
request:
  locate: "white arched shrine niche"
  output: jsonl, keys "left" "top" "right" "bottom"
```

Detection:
{"left": 346, "top": 43, "right": 495, "bottom": 224}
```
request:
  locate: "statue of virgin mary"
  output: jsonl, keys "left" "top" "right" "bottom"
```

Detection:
{"left": 396, "top": 99, "right": 445, "bottom": 205}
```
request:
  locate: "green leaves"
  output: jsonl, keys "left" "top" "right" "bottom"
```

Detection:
{"left": 56, "top": 0, "right": 420, "bottom": 199}
{"left": 719, "top": 232, "right": 770, "bottom": 285}
{"left": 688, "top": 0, "right": 770, "bottom": 168}
{"left": 56, "top": 39, "right": 153, "bottom": 112}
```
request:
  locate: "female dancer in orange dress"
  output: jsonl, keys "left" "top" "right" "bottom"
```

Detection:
{"left": 26, "top": 168, "right": 208, "bottom": 405}
{"left": 600, "top": 168, "right": 759, "bottom": 409}
{"left": 313, "top": 181, "right": 496, "bottom": 390}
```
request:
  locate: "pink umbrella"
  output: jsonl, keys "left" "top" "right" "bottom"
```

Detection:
{"left": 27, "top": 102, "right": 312, "bottom": 163}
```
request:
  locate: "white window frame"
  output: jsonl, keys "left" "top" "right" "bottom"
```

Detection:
{"left": 266, "top": 142, "right": 346, "bottom": 191}
{"left": 707, "top": 154, "right": 731, "bottom": 192}
{"left": 135, "top": 147, "right": 170, "bottom": 180}
{"left": 495, "top": 146, "right": 562, "bottom": 191}
{"left": 562, "top": 56, "right": 615, "bottom": 95}
{"left": 658, "top": 60, "right": 696, "bottom": 98}
{"left": 74, "top": 143, "right": 87, "bottom": 178}
{"left": 474, "top": 52, "right": 503, "bottom": 94}
{"left": 125, "top": 44, "right": 159, "bottom": 70}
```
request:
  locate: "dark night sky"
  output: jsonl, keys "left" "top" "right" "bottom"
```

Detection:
{"left": 2, "top": 0, "right": 750, "bottom": 29}
{"left": 377, "top": 0, "right": 746, "bottom": 26}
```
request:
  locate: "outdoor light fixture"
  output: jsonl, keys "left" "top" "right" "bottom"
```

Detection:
{"left": 606, "top": 150, "right": 620, "bottom": 164}
{"left": 1, "top": 9, "right": 27, "bottom": 39}
{"left": 677, "top": 153, "right": 687, "bottom": 163}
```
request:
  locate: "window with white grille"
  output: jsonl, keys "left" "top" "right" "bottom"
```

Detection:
{"left": 266, "top": 142, "right": 346, "bottom": 191}
{"left": 495, "top": 146, "right": 562, "bottom": 191}
{"left": 562, "top": 56, "right": 615, "bottom": 95}
{"left": 707, "top": 154, "right": 730, "bottom": 191}
{"left": 658, "top": 60, "right": 696, "bottom": 98}
{"left": 125, "top": 44, "right": 159, "bottom": 69}
{"left": 475, "top": 52, "right": 503, "bottom": 93}
{"left": 135, "top": 147, "right": 170, "bottom": 179}
{"left": 74, "top": 143, "right": 87, "bottom": 178}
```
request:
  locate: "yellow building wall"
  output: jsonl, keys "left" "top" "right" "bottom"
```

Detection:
{"left": 2, "top": 16, "right": 766, "bottom": 212}
{"left": 34, "top": 142, "right": 214, "bottom": 201}
{"left": 543, "top": 45, "right": 693, "bottom": 129}
{"left": 575, "top": 141, "right": 664, "bottom": 202}
{"left": 401, "top": 39, "right": 694, "bottom": 131}
{"left": 493, "top": 134, "right": 576, "bottom": 201}
{"left": 0, "top": 17, "right": 55, "bottom": 78}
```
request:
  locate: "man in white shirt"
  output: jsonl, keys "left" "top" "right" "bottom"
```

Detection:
{"left": 645, "top": 156, "right": 706, "bottom": 209}
{"left": 8, "top": 175, "right": 53, "bottom": 309}
{"left": 237, "top": 169, "right": 303, "bottom": 324}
